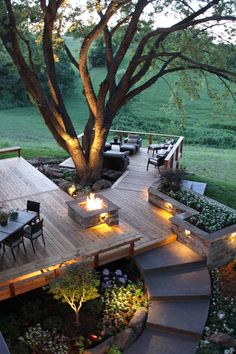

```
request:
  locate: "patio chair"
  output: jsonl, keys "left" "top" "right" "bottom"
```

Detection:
{"left": 26, "top": 200, "right": 40, "bottom": 221}
{"left": 2, "top": 228, "right": 26, "bottom": 261}
{"left": 23, "top": 218, "right": 45, "bottom": 253}
{"left": 147, "top": 155, "right": 167, "bottom": 171}
{"left": 124, "top": 134, "right": 142, "bottom": 150}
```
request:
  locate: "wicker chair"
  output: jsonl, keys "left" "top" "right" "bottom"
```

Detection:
{"left": 2, "top": 228, "right": 26, "bottom": 260}
{"left": 24, "top": 218, "right": 45, "bottom": 253}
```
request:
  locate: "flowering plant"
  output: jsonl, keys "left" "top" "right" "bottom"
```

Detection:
{"left": 101, "top": 268, "right": 128, "bottom": 289}
{"left": 101, "top": 267, "right": 148, "bottom": 334}
{"left": 19, "top": 323, "right": 68, "bottom": 354}
{"left": 169, "top": 190, "right": 236, "bottom": 232}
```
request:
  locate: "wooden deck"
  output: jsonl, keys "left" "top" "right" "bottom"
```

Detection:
{"left": 0, "top": 150, "right": 175, "bottom": 300}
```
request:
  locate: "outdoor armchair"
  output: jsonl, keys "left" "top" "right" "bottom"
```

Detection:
{"left": 2, "top": 228, "right": 26, "bottom": 260}
{"left": 124, "top": 134, "right": 142, "bottom": 149}
{"left": 23, "top": 218, "right": 45, "bottom": 253}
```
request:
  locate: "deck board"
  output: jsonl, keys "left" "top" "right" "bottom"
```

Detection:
{"left": 0, "top": 151, "right": 174, "bottom": 299}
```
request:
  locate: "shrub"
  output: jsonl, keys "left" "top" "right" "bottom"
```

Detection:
{"left": 43, "top": 316, "right": 63, "bottom": 331}
{"left": 19, "top": 323, "right": 68, "bottom": 354}
{"left": 107, "top": 346, "right": 121, "bottom": 354}
{"left": 159, "top": 167, "right": 187, "bottom": 193}
{"left": 102, "top": 281, "right": 148, "bottom": 334}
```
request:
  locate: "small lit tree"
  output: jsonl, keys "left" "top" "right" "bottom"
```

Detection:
{"left": 49, "top": 264, "right": 100, "bottom": 325}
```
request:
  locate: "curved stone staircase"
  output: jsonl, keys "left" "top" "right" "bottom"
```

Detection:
{"left": 124, "top": 241, "right": 211, "bottom": 354}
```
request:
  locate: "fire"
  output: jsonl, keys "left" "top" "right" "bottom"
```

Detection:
{"left": 86, "top": 193, "right": 104, "bottom": 211}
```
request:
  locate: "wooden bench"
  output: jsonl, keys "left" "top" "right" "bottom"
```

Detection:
{"left": 0, "top": 146, "right": 21, "bottom": 157}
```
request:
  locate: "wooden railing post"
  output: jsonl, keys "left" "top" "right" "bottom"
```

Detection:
{"left": 149, "top": 130, "right": 152, "bottom": 144}
{"left": 129, "top": 242, "right": 135, "bottom": 258}
{"left": 9, "top": 283, "right": 16, "bottom": 297}
{"left": 180, "top": 140, "right": 183, "bottom": 156}
{"left": 93, "top": 254, "right": 99, "bottom": 268}
{"left": 120, "top": 132, "right": 124, "bottom": 144}
{"left": 54, "top": 269, "right": 60, "bottom": 278}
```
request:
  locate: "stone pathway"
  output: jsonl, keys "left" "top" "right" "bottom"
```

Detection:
{"left": 124, "top": 241, "right": 211, "bottom": 354}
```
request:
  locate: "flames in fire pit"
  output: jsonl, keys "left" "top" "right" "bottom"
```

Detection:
{"left": 86, "top": 193, "right": 105, "bottom": 211}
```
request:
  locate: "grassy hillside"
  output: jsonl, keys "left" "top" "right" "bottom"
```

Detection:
{"left": 181, "top": 146, "right": 236, "bottom": 209}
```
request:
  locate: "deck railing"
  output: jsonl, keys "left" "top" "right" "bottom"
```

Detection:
{"left": 78, "top": 129, "right": 184, "bottom": 170}
{"left": 109, "top": 129, "right": 181, "bottom": 145}
{"left": 0, "top": 146, "right": 21, "bottom": 157}
{"left": 164, "top": 136, "right": 184, "bottom": 170}
{"left": 0, "top": 234, "right": 140, "bottom": 300}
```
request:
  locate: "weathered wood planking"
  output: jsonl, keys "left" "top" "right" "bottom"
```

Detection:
{"left": 0, "top": 157, "right": 58, "bottom": 202}
{"left": 0, "top": 153, "right": 174, "bottom": 299}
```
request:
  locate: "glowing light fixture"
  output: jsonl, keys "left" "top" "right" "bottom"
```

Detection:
{"left": 165, "top": 202, "right": 173, "bottom": 211}
{"left": 185, "top": 229, "right": 191, "bottom": 236}
{"left": 100, "top": 212, "right": 109, "bottom": 223}
{"left": 68, "top": 184, "right": 77, "bottom": 196}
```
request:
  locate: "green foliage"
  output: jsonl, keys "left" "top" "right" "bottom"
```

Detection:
{"left": 102, "top": 281, "right": 148, "bottom": 334}
{"left": 0, "top": 39, "right": 75, "bottom": 109}
{"left": 159, "top": 167, "right": 187, "bottom": 193}
{"left": 19, "top": 323, "right": 68, "bottom": 354}
{"left": 21, "top": 300, "right": 44, "bottom": 324}
{"left": 0, "top": 313, "right": 21, "bottom": 343}
{"left": 43, "top": 316, "right": 63, "bottom": 331}
{"left": 49, "top": 264, "right": 100, "bottom": 320}
{"left": 74, "top": 335, "right": 87, "bottom": 354}
{"left": 0, "top": 209, "right": 9, "bottom": 223}
{"left": 107, "top": 346, "right": 121, "bottom": 354}
{"left": 89, "top": 36, "right": 106, "bottom": 67}
{"left": 169, "top": 189, "right": 236, "bottom": 232}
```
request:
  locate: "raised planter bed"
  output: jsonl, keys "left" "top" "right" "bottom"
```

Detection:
{"left": 148, "top": 180, "right": 236, "bottom": 268}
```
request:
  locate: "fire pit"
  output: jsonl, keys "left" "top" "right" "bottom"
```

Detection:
{"left": 67, "top": 193, "right": 120, "bottom": 229}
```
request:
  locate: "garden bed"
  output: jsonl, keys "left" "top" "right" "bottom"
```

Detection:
{"left": 0, "top": 258, "right": 148, "bottom": 354}
{"left": 148, "top": 180, "right": 236, "bottom": 268}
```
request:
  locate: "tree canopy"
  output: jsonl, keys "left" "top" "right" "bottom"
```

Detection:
{"left": 0, "top": 0, "right": 236, "bottom": 184}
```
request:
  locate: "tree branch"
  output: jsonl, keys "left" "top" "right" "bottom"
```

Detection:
{"left": 40, "top": 1, "right": 77, "bottom": 137}
{"left": 79, "top": 0, "right": 129, "bottom": 117}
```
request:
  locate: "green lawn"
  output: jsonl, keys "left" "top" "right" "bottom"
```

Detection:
{"left": 181, "top": 145, "right": 236, "bottom": 209}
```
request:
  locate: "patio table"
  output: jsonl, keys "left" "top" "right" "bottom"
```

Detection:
{"left": 0, "top": 210, "right": 37, "bottom": 243}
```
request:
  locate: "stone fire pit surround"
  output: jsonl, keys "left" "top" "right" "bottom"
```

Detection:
{"left": 148, "top": 180, "right": 236, "bottom": 268}
{"left": 67, "top": 193, "right": 120, "bottom": 229}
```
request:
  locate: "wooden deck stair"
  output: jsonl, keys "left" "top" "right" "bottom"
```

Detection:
{"left": 125, "top": 241, "right": 211, "bottom": 354}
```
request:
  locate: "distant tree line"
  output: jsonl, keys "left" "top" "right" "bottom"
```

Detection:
{"left": 0, "top": 40, "right": 75, "bottom": 109}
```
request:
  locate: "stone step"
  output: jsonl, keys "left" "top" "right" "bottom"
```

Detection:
{"left": 123, "top": 329, "right": 199, "bottom": 354}
{"left": 144, "top": 266, "right": 211, "bottom": 300}
{"left": 146, "top": 299, "right": 210, "bottom": 339}
{"left": 135, "top": 241, "right": 205, "bottom": 274}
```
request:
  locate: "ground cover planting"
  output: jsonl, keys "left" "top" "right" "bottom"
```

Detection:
{"left": 169, "top": 189, "right": 236, "bottom": 233}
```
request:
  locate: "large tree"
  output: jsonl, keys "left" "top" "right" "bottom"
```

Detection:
{"left": 0, "top": 0, "right": 236, "bottom": 184}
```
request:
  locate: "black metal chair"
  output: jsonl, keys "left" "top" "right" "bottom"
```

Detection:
{"left": 23, "top": 218, "right": 45, "bottom": 253}
{"left": 2, "top": 228, "right": 26, "bottom": 261}
{"left": 26, "top": 200, "right": 40, "bottom": 221}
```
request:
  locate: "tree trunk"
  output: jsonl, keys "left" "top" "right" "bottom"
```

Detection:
{"left": 67, "top": 132, "right": 105, "bottom": 185}
{"left": 75, "top": 309, "right": 80, "bottom": 326}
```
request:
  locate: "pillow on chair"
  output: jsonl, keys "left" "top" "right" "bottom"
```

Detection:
{"left": 127, "top": 138, "right": 138, "bottom": 144}
{"left": 128, "top": 134, "right": 139, "bottom": 140}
